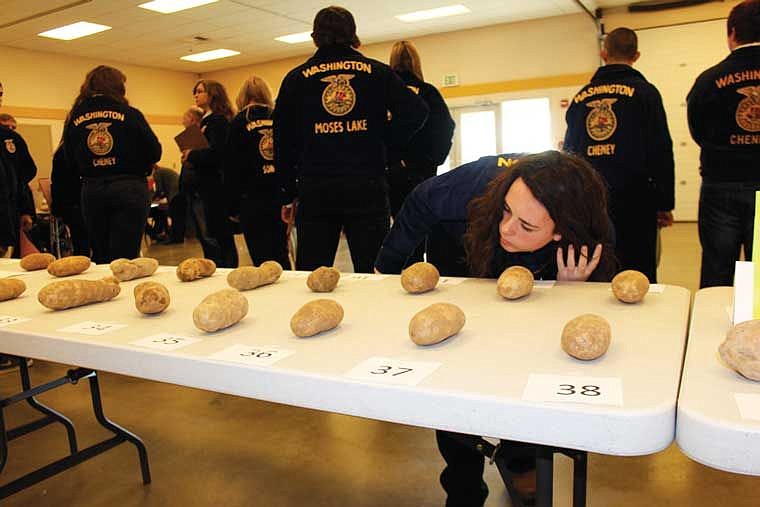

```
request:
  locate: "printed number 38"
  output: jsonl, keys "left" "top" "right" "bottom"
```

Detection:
{"left": 557, "top": 384, "right": 601, "bottom": 396}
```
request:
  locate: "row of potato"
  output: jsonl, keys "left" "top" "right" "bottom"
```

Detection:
{"left": 1, "top": 253, "right": 757, "bottom": 380}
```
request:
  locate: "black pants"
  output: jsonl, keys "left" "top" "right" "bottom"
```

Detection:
{"left": 609, "top": 189, "right": 658, "bottom": 283}
{"left": 58, "top": 205, "right": 91, "bottom": 257}
{"left": 698, "top": 181, "right": 760, "bottom": 288}
{"left": 296, "top": 175, "right": 390, "bottom": 273}
{"left": 168, "top": 193, "right": 187, "bottom": 243}
{"left": 81, "top": 177, "right": 149, "bottom": 264}
{"left": 437, "top": 430, "right": 536, "bottom": 507}
{"left": 388, "top": 161, "right": 436, "bottom": 267}
{"left": 240, "top": 196, "right": 289, "bottom": 268}
{"left": 200, "top": 191, "right": 238, "bottom": 268}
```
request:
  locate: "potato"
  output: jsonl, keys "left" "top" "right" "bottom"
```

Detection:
{"left": 20, "top": 252, "right": 56, "bottom": 271}
{"left": 290, "top": 299, "right": 344, "bottom": 337}
{"left": 0, "top": 279, "right": 26, "bottom": 301}
{"left": 47, "top": 255, "right": 91, "bottom": 277}
{"left": 177, "top": 258, "right": 216, "bottom": 282}
{"left": 227, "top": 261, "right": 282, "bottom": 290}
{"left": 134, "top": 281, "right": 170, "bottom": 315}
{"left": 401, "top": 262, "right": 439, "bottom": 294}
{"left": 38, "top": 277, "right": 120, "bottom": 310}
{"left": 111, "top": 257, "right": 159, "bottom": 281}
{"left": 193, "top": 289, "right": 248, "bottom": 332}
{"left": 307, "top": 266, "right": 340, "bottom": 292}
{"left": 719, "top": 319, "right": 760, "bottom": 381}
{"left": 409, "top": 302, "right": 465, "bottom": 346}
{"left": 497, "top": 265, "right": 534, "bottom": 300}
{"left": 561, "top": 314, "right": 611, "bottom": 360}
{"left": 611, "top": 270, "right": 649, "bottom": 303}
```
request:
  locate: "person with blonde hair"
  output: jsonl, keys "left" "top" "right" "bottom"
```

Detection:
{"left": 63, "top": 65, "right": 161, "bottom": 263}
{"left": 388, "top": 40, "right": 455, "bottom": 266}
{"left": 183, "top": 79, "right": 237, "bottom": 267}
{"left": 225, "top": 76, "right": 288, "bottom": 267}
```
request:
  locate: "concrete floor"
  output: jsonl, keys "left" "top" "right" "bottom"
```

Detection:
{"left": 2, "top": 223, "right": 759, "bottom": 507}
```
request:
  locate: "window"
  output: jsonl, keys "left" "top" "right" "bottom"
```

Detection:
{"left": 501, "top": 98, "right": 552, "bottom": 154}
{"left": 460, "top": 110, "right": 497, "bottom": 164}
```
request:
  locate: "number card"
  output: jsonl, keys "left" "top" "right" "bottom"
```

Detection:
{"left": 534, "top": 280, "right": 556, "bottom": 289}
{"left": 438, "top": 277, "right": 467, "bottom": 286}
{"left": 131, "top": 333, "right": 201, "bottom": 351}
{"left": 522, "top": 374, "right": 623, "bottom": 406}
{"left": 346, "top": 357, "right": 441, "bottom": 386}
{"left": 344, "top": 273, "right": 388, "bottom": 281}
{"left": 57, "top": 321, "right": 127, "bottom": 336}
{"left": 0, "top": 315, "right": 30, "bottom": 328}
{"left": 208, "top": 344, "right": 295, "bottom": 366}
{"left": 734, "top": 393, "right": 760, "bottom": 421}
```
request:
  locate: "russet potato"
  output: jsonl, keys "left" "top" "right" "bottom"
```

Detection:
{"left": 307, "top": 266, "right": 340, "bottom": 292}
{"left": 401, "top": 262, "right": 440, "bottom": 294}
{"left": 227, "top": 261, "right": 283, "bottom": 290}
{"left": 290, "top": 299, "right": 344, "bottom": 337}
{"left": 38, "top": 277, "right": 120, "bottom": 310}
{"left": 193, "top": 289, "right": 248, "bottom": 332}
{"left": 0, "top": 278, "right": 26, "bottom": 301}
{"left": 20, "top": 252, "right": 55, "bottom": 271}
{"left": 177, "top": 258, "right": 216, "bottom": 282}
{"left": 110, "top": 257, "right": 159, "bottom": 282}
{"left": 719, "top": 319, "right": 760, "bottom": 381}
{"left": 611, "top": 270, "right": 649, "bottom": 303}
{"left": 497, "top": 266, "right": 534, "bottom": 300}
{"left": 561, "top": 314, "right": 611, "bottom": 360}
{"left": 134, "top": 281, "right": 170, "bottom": 314}
{"left": 409, "top": 302, "right": 465, "bottom": 346}
{"left": 47, "top": 255, "right": 91, "bottom": 277}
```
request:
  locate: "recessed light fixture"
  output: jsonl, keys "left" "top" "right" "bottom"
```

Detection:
{"left": 395, "top": 4, "right": 471, "bottom": 22}
{"left": 38, "top": 21, "right": 111, "bottom": 40}
{"left": 275, "top": 31, "right": 312, "bottom": 44}
{"left": 180, "top": 48, "right": 240, "bottom": 62}
{"left": 139, "top": 0, "right": 218, "bottom": 14}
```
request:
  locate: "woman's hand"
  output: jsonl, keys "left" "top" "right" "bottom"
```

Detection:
{"left": 556, "top": 244, "right": 602, "bottom": 281}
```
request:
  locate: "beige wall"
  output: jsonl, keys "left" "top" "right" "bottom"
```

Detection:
{"left": 0, "top": 45, "right": 198, "bottom": 170}
{"left": 602, "top": 0, "right": 741, "bottom": 32}
{"left": 205, "top": 13, "right": 601, "bottom": 102}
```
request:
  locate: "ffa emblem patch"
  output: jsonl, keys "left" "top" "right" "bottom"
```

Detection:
{"left": 259, "top": 128, "right": 274, "bottom": 161}
{"left": 736, "top": 86, "right": 760, "bottom": 132}
{"left": 4, "top": 139, "right": 15, "bottom": 154}
{"left": 321, "top": 74, "right": 356, "bottom": 116}
{"left": 407, "top": 85, "right": 420, "bottom": 95}
{"left": 86, "top": 122, "right": 114, "bottom": 156}
{"left": 585, "top": 98, "right": 618, "bottom": 141}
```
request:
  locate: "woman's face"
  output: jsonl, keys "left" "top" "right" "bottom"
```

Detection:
{"left": 193, "top": 83, "right": 209, "bottom": 109}
{"left": 499, "top": 178, "right": 561, "bottom": 253}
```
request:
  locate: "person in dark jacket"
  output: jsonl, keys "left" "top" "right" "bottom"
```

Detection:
{"left": 376, "top": 151, "right": 616, "bottom": 506}
{"left": 63, "top": 65, "right": 160, "bottom": 263}
{"left": 226, "top": 75, "right": 289, "bottom": 268}
{"left": 273, "top": 6, "right": 428, "bottom": 273}
{"left": 51, "top": 143, "right": 90, "bottom": 256}
{"left": 564, "top": 27, "right": 674, "bottom": 283}
{"left": 687, "top": 0, "right": 760, "bottom": 288}
{"left": 0, "top": 84, "right": 37, "bottom": 257}
{"left": 183, "top": 79, "right": 238, "bottom": 268}
{"left": 387, "top": 40, "right": 455, "bottom": 266}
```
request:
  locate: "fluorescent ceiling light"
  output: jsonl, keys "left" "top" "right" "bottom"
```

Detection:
{"left": 139, "top": 0, "right": 218, "bottom": 14}
{"left": 38, "top": 21, "right": 111, "bottom": 40}
{"left": 396, "top": 4, "right": 470, "bottom": 22}
{"left": 275, "top": 31, "right": 312, "bottom": 44}
{"left": 180, "top": 48, "right": 240, "bottom": 62}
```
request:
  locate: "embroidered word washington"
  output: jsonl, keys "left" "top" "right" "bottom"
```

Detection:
{"left": 573, "top": 84, "right": 635, "bottom": 103}
{"left": 302, "top": 61, "right": 372, "bottom": 78}
{"left": 715, "top": 69, "right": 760, "bottom": 89}
{"left": 73, "top": 110, "right": 125, "bottom": 126}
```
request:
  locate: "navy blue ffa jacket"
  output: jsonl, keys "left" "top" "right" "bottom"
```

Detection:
{"left": 374, "top": 154, "right": 523, "bottom": 275}
{"left": 392, "top": 70, "right": 455, "bottom": 167}
{"left": 564, "top": 64, "right": 675, "bottom": 211}
{"left": 64, "top": 95, "right": 161, "bottom": 179}
{"left": 51, "top": 144, "right": 82, "bottom": 214}
{"left": 687, "top": 45, "right": 760, "bottom": 183}
{"left": 273, "top": 45, "right": 429, "bottom": 202}
{"left": 225, "top": 105, "right": 279, "bottom": 213}
{"left": 186, "top": 112, "right": 229, "bottom": 192}
{"left": 0, "top": 126, "right": 37, "bottom": 184}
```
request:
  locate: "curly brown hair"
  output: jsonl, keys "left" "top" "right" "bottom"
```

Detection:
{"left": 71, "top": 65, "right": 128, "bottom": 112}
{"left": 193, "top": 79, "right": 234, "bottom": 121}
{"left": 463, "top": 151, "right": 616, "bottom": 281}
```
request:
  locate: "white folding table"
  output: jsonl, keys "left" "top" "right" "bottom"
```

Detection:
{"left": 676, "top": 287, "right": 760, "bottom": 476}
{"left": 0, "top": 260, "right": 691, "bottom": 506}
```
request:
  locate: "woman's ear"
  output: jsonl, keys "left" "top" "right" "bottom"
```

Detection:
{"left": 552, "top": 233, "right": 562, "bottom": 242}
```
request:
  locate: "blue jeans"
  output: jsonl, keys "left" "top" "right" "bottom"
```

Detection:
{"left": 698, "top": 181, "right": 760, "bottom": 288}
